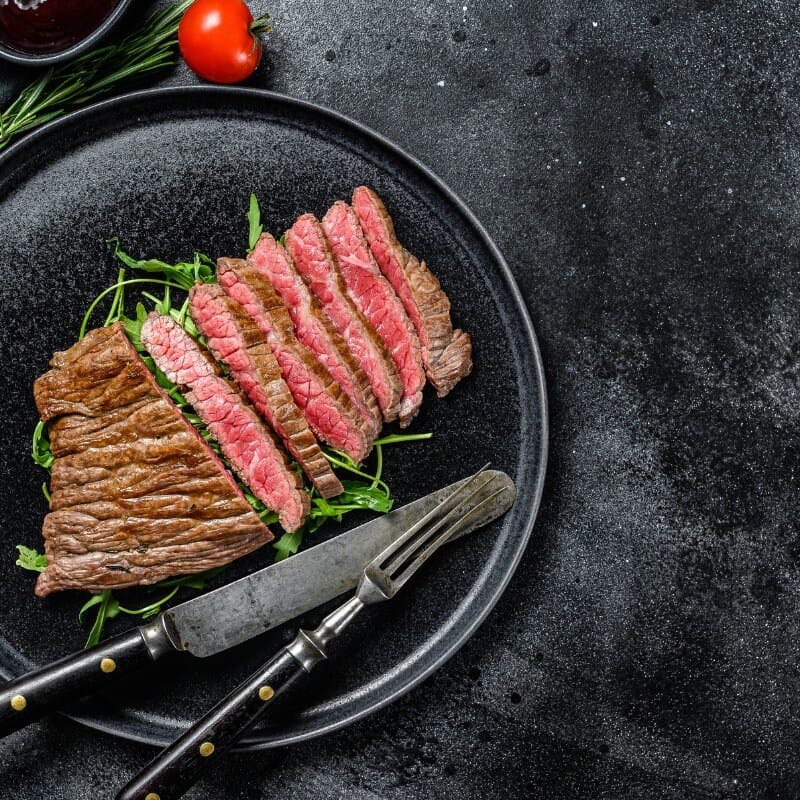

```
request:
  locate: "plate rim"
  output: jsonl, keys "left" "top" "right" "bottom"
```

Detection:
{"left": 0, "top": 85, "right": 549, "bottom": 750}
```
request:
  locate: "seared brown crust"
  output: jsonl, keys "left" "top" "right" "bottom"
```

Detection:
{"left": 33, "top": 324, "right": 272, "bottom": 597}
{"left": 352, "top": 186, "right": 473, "bottom": 397}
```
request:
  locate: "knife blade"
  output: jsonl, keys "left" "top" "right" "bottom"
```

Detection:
{"left": 163, "top": 469, "right": 515, "bottom": 657}
{"left": 0, "top": 470, "right": 514, "bottom": 738}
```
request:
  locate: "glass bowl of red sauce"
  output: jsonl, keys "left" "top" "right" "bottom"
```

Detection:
{"left": 0, "top": 0, "right": 132, "bottom": 65}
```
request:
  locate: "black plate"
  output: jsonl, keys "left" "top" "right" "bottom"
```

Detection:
{"left": 0, "top": 87, "right": 547, "bottom": 750}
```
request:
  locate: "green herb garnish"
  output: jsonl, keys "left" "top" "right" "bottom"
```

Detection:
{"left": 0, "top": 2, "right": 191, "bottom": 153}
{"left": 15, "top": 545, "right": 47, "bottom": 574}
{"left": 247, "top": 194, "right": 263, "bottom": 253}
{"left": 31, "top": 421, "right": 54, "bottom": 470}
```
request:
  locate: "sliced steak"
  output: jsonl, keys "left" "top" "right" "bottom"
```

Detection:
{"left": 141, "top": 313, "right": 309, "bottom": 532}
{"left": 352, "top": 186, "right": 473, "bottom": 396}
{"left": 285, "top": 215, "right": 403, "bottom": 423}
{"left": 218, "top": 258, "right": 373, "bottom": 465}
{"left": 32, "top": 323, "right": 272, "bottom": 596}
{"left": 190, "top": 281, "right": 343, "bottom": 499}
{"left": 248, "top": 233, "right": 382, "bottom": 437}
{"left": 322, "top": 201, "right": 425, "bottom": 426}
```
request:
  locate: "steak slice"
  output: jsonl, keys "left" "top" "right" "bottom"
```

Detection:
{"left": 322, "top": 201, "right": 425, "bottom": 427}
{"left": 248, "top": 233, "right": 381, "bottom": 438}
{"left": 190, "top": 281, "right": 343, "bottom": 499}
{"left": 218, "top": 258, "right": 373, "bottom": 465}
{"left": 285, "top": 215, "right": 403, "bottom": 423}
{"left": 32, "top": 323, "right": 272, "bottom": 597}
{"left": 141, "top": 313, "right": 309, "bottom": 532}
{"left": 352, "top": 186, "right": 473, "bottom": 397}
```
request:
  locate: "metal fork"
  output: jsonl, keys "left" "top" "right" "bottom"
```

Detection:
{"left": 117, "top": 466, "right": 508, "bottom": 800}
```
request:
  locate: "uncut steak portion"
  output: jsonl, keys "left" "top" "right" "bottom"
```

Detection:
{"left": 190, "top": 281, "right": 343, "bottom": 499}
{"left": 352, "top": 186, "right": 473, "bottom": 397}
{"left": 141, "top": 314, "right": 309, "bottom": 532}
{"left": 248, "top": 234, "right": 381, "bottom": 437}
{"left": 285, "top": 215, "right": 403, "bottom": 423}
{"left": 32, "top": 323, "right": 272, "bottom": 597}
{"left": 218, "top": 258, "right": 373, "bottom": 465}
{"left": 322, "top": 201, "right": 425, "bottom": 427}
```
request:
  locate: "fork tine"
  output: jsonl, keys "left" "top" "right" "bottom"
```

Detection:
{"left": 391, "top": 487, "right": 509, "bottom": 592}
{"left": 382, "top": 474, "right": 496, "bottom": 578}
{"left": 369, "top": 464, "right": 491, "bottom": 572}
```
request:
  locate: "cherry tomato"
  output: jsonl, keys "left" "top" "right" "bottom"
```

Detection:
{"left": 178, "top": 0, "right": 268, "bottom": 84}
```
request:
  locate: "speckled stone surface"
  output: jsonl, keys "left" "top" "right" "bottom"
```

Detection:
{"left": 1, "top": 1, "right": 798, "bottom": 798}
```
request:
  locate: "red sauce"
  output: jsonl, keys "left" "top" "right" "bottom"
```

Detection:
{"left": 0, "top": 0, "right": 120, "bottom": 54}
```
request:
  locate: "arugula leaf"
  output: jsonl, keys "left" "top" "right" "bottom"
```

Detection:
{"left": 82, "top": 590, "right": 121, "bottom": 648}
{"left": 273, "top": 529, "right": 304, "bottom": 561}
{"left": 31, "top": 421, "right": 54, "bottom": 470}
{"left": 247, "top": 194, "right": 263, "bottom": 252}
{"left": 122, "top": 301, "right": 148, "bottom": 350}
{"left": 338, "top": 481, "right": 394, "bottom": 513}
{"left": 373, "top": 432, "right": 434, "bottom": 446}
{"left": 109, "top": 238, "right": 215, "bottom": 290}
{"left": 15, "top": 545, "right": 46, "bottom": 573}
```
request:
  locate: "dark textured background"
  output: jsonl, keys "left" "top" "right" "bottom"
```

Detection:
{"left": 1, "top": 0, "right": 798, "bottom": 797}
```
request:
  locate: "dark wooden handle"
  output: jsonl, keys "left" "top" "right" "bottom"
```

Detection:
{"left": 0, "top": 628, "right": 155, "bottom": 738}
{"left": 116, "top": 647, "right": 308, "bottom": 800}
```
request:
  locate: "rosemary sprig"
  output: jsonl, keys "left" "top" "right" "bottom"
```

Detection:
{"left": 0, "top": 1, "right": 191, "bottom": 152}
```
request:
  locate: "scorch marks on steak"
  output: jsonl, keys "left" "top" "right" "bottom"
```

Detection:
{"left": 322, "top": 201, "right": 425, "bottom": 427}
{"left": 141, "top": 313, "right": 309, "bottom": 532}
{"left": 190, "top": 281, "right": 343, "bottom": 499}
{"left": 352, "top": 186, "right": 473, "bottom": 397}
{"left": 32, "top": 323, "right": 272, "bottom": 596}
{"left": 285, "top": 215, "right": 403, "bottom": 423}
{"left": 217, "top": 258, "right": 373, "bottom": 465}
{"left": 247, "top": 233, "right": 382, "bottom": 438}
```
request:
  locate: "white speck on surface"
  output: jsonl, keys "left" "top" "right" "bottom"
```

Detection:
{"left": 667, "top": 120, "right": 672, "bottom": 126}
{"left": 581, "top": 203, "right": 586, "bottom": 209}
{"left": 436, "top": 80, "right": 445, "bottom": 87}
{"left": 727, "top": 187, "right": 733, "bottom": 195}
{"left": 620, "top": 176, "right": 626, "bottom": 182}
{"left": 592, "top": 20, "right": 598, "bottom": 27}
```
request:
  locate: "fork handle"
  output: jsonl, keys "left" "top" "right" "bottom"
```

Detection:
{"left": 116, "top": 642, "right": 313, "bottom": 800}
{"left": 117, "top": 596, "right": 365, "bottom": 800}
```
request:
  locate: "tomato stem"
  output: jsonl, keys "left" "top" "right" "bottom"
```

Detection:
{"left": 250, "top": 14, "right": 272, "bottom": 36}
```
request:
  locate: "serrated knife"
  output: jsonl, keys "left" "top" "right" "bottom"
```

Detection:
{"left": 0, "top": 470, "right": 514, "bottom": 738}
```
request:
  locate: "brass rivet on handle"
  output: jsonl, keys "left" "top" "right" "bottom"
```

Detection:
{"left": 100, "top": 657, "right": 116, "bottom": 674}
{"left": 199, "top": 741, "right": 215, "bottom": 757}
{"left": 145, "top": 794, "right": 160, "bottom": 800}
{"left": 258, "top": 685, "right": 274, "bottom": 701}
{"left": 10, "top": 694, "right": 26, "bottom": 712}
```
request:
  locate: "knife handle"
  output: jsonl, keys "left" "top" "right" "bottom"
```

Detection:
{"left": 0, "top": 626, "right": 162, "bottom": 738}
{"left": 116, "top": 644, "right": 312, "bottom": 800}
